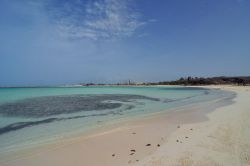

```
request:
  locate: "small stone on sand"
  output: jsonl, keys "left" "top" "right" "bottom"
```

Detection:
{"left": 146, "top": 144, "right": 151, "bottom": 146}
{"left": 112, "top": 154, "right": 115, "bottom": 157}
{"left": 130, "top": 149, "right": 136, "bottom": 152}
{"left": 130, "top": 153, "right": 134, "bottom": 155}
{"left": 157, "top": 144, "right": 160, "bottom": 147}
{"left": 176, "top": 140, "right": 179, "bottom": 142}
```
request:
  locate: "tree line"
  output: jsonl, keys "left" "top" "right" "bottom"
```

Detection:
{"left": 153, "top": 76, "right": 250, "bottom": 86}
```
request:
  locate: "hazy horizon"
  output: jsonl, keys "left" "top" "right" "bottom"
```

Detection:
{"left": 1, "top": 0, "right": 250, "bottom": 86}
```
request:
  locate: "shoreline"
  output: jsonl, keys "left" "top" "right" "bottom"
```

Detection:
{"left": 0, "top": 86, "right": 221, "bottom": 154}
{"left": 0, "top": 85, "right": 249, "bottom": 166}
{"left": 135, "top": 85, "right": 250, "bottom": 165}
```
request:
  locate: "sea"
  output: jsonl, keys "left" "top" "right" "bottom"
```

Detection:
{"left": 0, "top": 86, "right": 235, "bottom": 154}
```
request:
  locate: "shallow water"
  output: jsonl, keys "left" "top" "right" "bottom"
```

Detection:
{"left": 0, "top": 86, "right": 234, "bottom": 154}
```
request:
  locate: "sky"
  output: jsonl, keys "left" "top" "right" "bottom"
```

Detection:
{"left": 0, "top": 0, "right": 250, "bottom": 86}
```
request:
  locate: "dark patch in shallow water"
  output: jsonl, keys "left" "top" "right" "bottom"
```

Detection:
{"left": 0, "top": 111, "right": 123, "bottom": 135}
{"left": 0, "top": 94, "right": 159, "bottom": 118}
{"left": 204, "top": 91, "right": 209, "bottom": 95}
{"left": 0, "top": 118, "right": 57, "bottom": 135}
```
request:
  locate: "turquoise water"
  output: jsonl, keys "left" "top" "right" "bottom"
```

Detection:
{"left": 0, "top": 86, "right": 233, "bottom": 154}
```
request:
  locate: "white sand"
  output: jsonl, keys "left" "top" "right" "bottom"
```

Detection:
{"left": 133, "top": 85, "right": 250, "bottom": 166}
{"left": 0, "top": 86, "right": 249, "bottom": 166}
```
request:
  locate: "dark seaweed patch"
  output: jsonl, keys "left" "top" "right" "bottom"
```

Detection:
{"left": 0, "top": 110, "right": 128, "bottom": 135}
{"left": 0, "top": 94, "right": 159, "bottom": 118}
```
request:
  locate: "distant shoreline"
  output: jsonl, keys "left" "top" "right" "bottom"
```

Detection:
{"left": 0, "top": 84, "right": 248, "bottom": 89}
{"left": 1, "top": 76, "right": 250, "bottom": 88}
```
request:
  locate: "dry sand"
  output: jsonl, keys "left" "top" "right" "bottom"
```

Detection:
{"left": 0, "top": 85, "right": 249, "bottom": 166}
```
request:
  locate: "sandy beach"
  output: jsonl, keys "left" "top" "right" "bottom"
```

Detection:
{"left": 0, "top": 85, "right": 249, "bottom": 166}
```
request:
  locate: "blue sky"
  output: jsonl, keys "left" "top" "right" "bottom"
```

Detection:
{"left": 0, "top": 0, "right": 250, "bottom": 86}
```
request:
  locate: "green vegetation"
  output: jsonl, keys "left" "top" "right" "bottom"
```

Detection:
{"left": 155, "top": 76, "right": 250, "bottom": 86}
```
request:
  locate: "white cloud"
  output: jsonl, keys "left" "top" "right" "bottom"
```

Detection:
{"left": 52, "top": 0, "right": 147, "bottom": 40}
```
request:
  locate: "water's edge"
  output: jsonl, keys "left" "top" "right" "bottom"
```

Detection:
{"left": 0, "top": 87, "right": 236, "bottom": 160}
